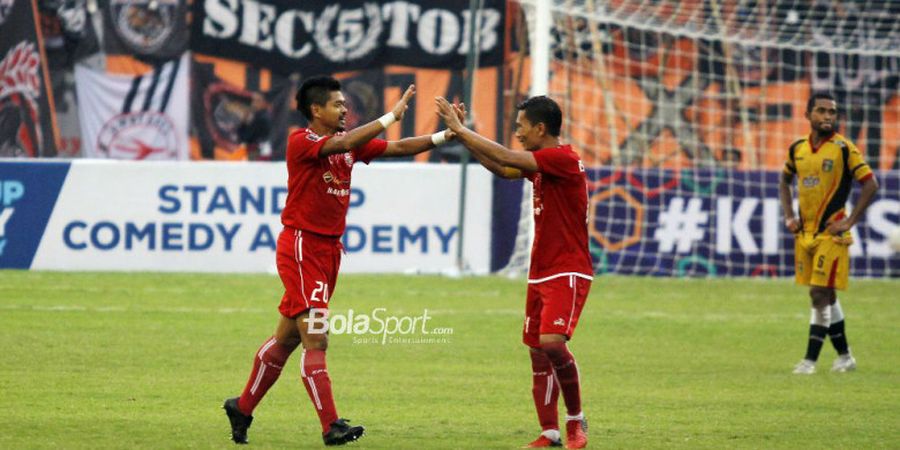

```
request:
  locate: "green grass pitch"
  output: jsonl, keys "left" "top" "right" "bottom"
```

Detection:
{"left": 1, "top": 271, "right": 898, "bottom": 449}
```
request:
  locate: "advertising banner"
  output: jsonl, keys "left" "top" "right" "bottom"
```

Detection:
{"left": 0, "top": 160, "right": 492, "bottom": 273}
{"left": 587, "top": 168, "right": 900, "bottom": 277}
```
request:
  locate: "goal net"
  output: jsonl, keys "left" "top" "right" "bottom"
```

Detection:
{"left": 502, "top": 0, "right": 900, "bottom": 278}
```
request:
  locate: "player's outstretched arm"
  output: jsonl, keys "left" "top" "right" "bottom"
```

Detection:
{"left": 779, "top": 171, "right": 801, "bottom": 233}
{"left": 827, "top": 175, "right": 879, "bottom": 234}
{"left": 319, "top": 85, "right": 415, "bottom": 157}
{"left": 443, "top": 103, "right": 522, "bottom": 179}
{"left": 435, "top": 97, "right": 536, "bottom": 175}
{"left": 380, "top": 129, "right": 455, "bottom": 157}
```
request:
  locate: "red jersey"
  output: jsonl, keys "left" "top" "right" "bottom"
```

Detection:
{"left": 524, "top": 145, "right": 593, "bottom": 282}
{"left": 280, "top": 128, "right": 386, "bottom": 236}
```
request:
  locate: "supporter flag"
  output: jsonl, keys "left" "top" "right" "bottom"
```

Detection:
{"left": 75, "top": 53, "right": 189, "bottom": 159}
{"left": 190, "top": 55, "right": 390, "bottom": 161}
{"left": 102, "top": 0, "right": 188, "bottom": 63}
{"left": 0, "top": 0, "right": 59, "bottom": 157}
{"left": 190, "top": 55, "right": 298, "bottom": 160}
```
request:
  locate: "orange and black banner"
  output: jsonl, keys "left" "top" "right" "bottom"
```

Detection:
{"left": 190, "top": 53, "right": 504, "bottom": 162}
{"left": 190, "top": 54, "right": 296, "bottom": 161}
{"left": 0, "top": 0, "right": 59, "bottom": 157}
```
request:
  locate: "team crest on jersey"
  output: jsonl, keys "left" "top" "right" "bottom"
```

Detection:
{"left": 822, "top": 159, "right": 834, "bottom": 172}
{"left": 109, "top": 0, "right": 179, "bottom": 54}
{"left": 307, "top": 131, "right": 322, "bottom": 142}
{"left": 344, "top": 152, "right": 354, "bottom": 166}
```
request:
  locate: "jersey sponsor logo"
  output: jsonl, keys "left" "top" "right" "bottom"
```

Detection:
{"left": 109, "top": 0, "right": 179, "bottom": 54}
{"left": 802, "top": 176, "right": 820, "bottom": 188}
{"left": 822, "top": 159, "right": 834, "bottom": 172}
{"left": 326, "top": 186, "right": 350, "bottom": 197}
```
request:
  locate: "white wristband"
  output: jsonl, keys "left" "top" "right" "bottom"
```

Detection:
{"left": 431, "top": 130, "right": 448, "bottom": 146}
{"left": 377, "top": 112, "right": 396, "bottom": 129}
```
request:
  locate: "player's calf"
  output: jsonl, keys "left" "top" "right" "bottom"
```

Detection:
{"left": 541, "top": 341, "right": 582, "bottom": 417}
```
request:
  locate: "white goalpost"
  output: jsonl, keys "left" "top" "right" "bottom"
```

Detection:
{"left": 502, "top": 0, "right": 900, "bottom": 278}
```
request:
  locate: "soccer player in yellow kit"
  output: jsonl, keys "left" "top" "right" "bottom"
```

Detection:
{"left": 779, "top": 92, "right": 879, "bottom": 374}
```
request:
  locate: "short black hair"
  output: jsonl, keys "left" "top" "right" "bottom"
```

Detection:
{"left": 806, "top": 92, "right": 836, "bottom": 113}
{"left": 516, "top": 95, "right": 562, "bottom": 137}
{"left": 296, "top": 76, "right": 341, "bottom": 120}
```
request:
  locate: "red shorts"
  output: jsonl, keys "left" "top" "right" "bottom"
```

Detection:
{"left": 523, "top": 274, "right": 592, "bottom": 348}
{"left": 276, "top": 227, "right": 342, "bottom": 318}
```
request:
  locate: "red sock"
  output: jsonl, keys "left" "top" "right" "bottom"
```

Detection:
{"left": 542, "top": 342, "right": 581, "bottom": 417}
{"left": 530, "top": 350, "right": 560, "bottom": 431}
{"left": 301, "top": 349, "right": 339, "bottom": 433}
{"left": 237, "top": 337, "right": 293, "bottom": 415}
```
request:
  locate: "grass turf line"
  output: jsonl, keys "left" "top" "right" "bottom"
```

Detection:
{"left": 1, "top": 271, "right": 898, "bottom": 449}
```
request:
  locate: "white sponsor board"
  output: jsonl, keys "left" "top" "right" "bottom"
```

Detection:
{"left": 32, "top": 160, "right": 492, "bottom": 273}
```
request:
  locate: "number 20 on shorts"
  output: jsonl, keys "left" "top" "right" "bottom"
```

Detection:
{"left": 311, "top": 281, "right": 329, "bottom": 303}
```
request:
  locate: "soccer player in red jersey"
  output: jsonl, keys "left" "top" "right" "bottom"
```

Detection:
{"left": 223, "top": 76, "right": 453, "bottom": 446}
{"left": 436, "top": 96, "right": 593, "bottom": 449}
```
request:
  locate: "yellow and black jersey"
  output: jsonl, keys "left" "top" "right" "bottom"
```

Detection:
{"left": 783, "top": 132, "right": 874, "bottom": 234}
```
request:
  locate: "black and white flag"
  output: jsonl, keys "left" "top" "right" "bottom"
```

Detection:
{"left": 75, "top": 53, "right": 189, "bottom": 159}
